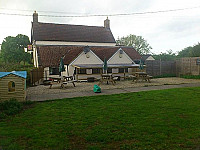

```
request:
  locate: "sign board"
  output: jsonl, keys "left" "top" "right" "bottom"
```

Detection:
{"left": 196, "top": 59, "right": 200, "bottom": 65}
{"left": 27, "top": 45, "right": 33, "bottom": 51}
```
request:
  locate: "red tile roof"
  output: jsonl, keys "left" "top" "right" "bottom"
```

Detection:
{"left": 122, "top": 47, "right": 142, "bottom": 60}
{"left": 37, "top": 46, "right": 83, "bottom": 67}
{"left": 32, "top": 22, "right": 116, "bottom": 43}
{"left": 37, "top": 46, "right": 141, "bottom": 67}
{"left": 90, "top": 47, "right": 119, "bottom": 61}
{"left": 91, "top": 46, "right": 141, "bottom": 61}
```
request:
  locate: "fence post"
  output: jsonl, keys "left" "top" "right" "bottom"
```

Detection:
{"left": 160, "top": 59, "right": 162, "bottom": 75}
{"left": 182, "top": 58, "right": 183, "bottom": 75}
{"left": 199, "top": 64, "right": 200, "bottom": 75}
{"left": 190, "top": 57, "right": 192, "bottom": 75}
{"left": 152, "top": 61, "right": 154, "bottom": 76}
{"left": 175, "top": 60, "right": 178, "bottom": 77}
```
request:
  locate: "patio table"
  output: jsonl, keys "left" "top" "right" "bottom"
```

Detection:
{"left": 48, "top": 76, "right": 75, "bottom": 88}
{"left": 134, "top": 72, "right": 152, "bottom": 83}
{"left": 98, "top": 74, "right": 115, "bottom": 85}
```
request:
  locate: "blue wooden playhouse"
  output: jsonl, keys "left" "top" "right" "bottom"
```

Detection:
{"left": 0, "top": 71, "right": 27, "bottom": 102}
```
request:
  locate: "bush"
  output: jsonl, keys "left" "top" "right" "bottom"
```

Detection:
{"left": 180, "top": 75, "right": 200, "bottom": 79}
{"left": 153, "top": 74, "right": 176, "bottom": 78}
{"left": 0, "top": 99, "right": 23, "bottom": 119}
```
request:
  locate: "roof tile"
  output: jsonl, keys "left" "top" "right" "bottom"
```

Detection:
{"left": 32, "top": 22, "right": 116, "bottom": 43}
{"left": 37, "top": 46, "right": 141, "bottom": 67}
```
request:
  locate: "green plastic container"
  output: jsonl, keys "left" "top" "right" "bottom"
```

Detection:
{"left": 93, "top": 84, "right": 101, "bottom": 93}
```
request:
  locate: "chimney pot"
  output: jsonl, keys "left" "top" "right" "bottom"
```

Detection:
{"left": 33, "top": 11, "right": 38, "bottom": 23}
{"left": 104, "top": 17, "right": 110, "bottom": 29}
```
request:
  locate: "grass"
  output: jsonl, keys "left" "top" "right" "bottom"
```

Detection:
{"left": 1, "top": 87, "right": 200, "bottom": 149}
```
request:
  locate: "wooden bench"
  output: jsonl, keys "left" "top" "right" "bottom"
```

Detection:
{"left": 133, "top": 72, "right": 153, "bottom": 83}
{"left": 146, "top": 75, "right": 153, "bottom": 83}
{"left": 125, "top": 75, "right": 137, "bottom": 81}
{"left": 61, "top": 80, "right": 76, "bottom": 88}
{"left": 45, "top": 79, "right": 76, "bottom": 89}
{"left": 98, "top": 74, "right": 115, "bottom": 85}
{"left": 113, "top": 76, "right": 120, "bottom": 81}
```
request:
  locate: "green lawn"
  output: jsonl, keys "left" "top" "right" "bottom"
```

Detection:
{"left": 1, "top": 87, "right": 200, "bottom": 150}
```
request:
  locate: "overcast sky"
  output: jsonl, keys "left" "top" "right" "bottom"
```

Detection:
{"left": 0, "top": 0, "right": 200, "bottom": 54}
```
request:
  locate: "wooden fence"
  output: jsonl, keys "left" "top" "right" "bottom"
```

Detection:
{"left": 176, "top": 57, "right": 200, "bottom": 76}
{"left": 30, "top": 67, "right": 44, "bottom": 85}
{"left": 145, "top": 60, "right": 176, "bottom": 76}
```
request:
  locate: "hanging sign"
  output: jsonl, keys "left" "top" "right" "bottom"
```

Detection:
{"left": 27, "top": 45, "right": 33, "bottom": 51}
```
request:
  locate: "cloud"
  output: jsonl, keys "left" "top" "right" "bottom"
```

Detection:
{"left": 164, "top": 16, "right": 200, "bottom": 35}
{"left": 1, "top": 0, "right": 200, "bottom": 54}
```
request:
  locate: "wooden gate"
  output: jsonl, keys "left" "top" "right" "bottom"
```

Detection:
{"left": 30, "top": 67, "right": 44, "bottom": 85}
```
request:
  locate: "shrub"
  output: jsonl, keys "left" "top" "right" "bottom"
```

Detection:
{"left": 153, "top": 74, "right": 176, "bottom": 78}
{"left": 0, "top": 99, "right": 23, "bottom": 119}
{"left": 180, "top": 75, "right": 200, "bottom": 79}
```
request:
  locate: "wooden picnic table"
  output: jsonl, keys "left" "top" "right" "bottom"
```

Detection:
{"left": 45, "top": 76, "right": 75, "bottom": 88}
{"left": 98, "top": 74, "right": 115, "bottom": 85}
{"left": 61, "top": 76, "right": 76, "bottom": 88}
{"left": 134, "top": 72, "right": 152, "bottom": 83}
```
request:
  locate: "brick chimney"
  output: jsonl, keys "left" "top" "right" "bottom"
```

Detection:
{"left": 104, "top": 17, "right": 110, "bottom": 29}
{"left": 33, "top": 11, "right": 38, "bottom": 23}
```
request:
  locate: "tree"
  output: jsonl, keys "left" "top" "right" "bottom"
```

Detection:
{"left": 153, "top": 50, "right": 177, "bottom": 61}
{"left": 116, "top": 34, "right": 152, "bottom": 55}
{"left": 177, "top": 46, "right": 192, "bottom": 57}
{"left": 178, "top": 43, "right": 200, "bottom": 58}
{"left": 190, "top": 43, "right": 200, "bottom": 57}
{"left": 1, "top": 34, "right": 31, "bottom": 64}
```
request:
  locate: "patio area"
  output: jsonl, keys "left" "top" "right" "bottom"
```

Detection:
{"left": 27, "top": 77, "right": 200, "bottom": 98}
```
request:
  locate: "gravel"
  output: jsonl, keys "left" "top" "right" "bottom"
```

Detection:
{"left": 27, "top": 77, "right": 200, "bottom": 96}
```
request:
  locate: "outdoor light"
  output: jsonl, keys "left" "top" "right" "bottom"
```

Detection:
{"left": 119, "top": 49, "right": 123, "bottom": 58}
{"left": 84, "top": 46, "right": 90, "bottom": 54}
{"left": 119, "top": 49, "right": 123, "bottom": 54}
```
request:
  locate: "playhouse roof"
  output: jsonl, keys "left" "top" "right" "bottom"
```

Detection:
{"left": 0, "top": 71, "right": 27, "bottom": 79}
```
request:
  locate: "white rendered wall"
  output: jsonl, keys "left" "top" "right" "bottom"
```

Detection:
{"left": 108, "top": 50, "right": 133, "bottom": 64}
{"left": 36, "top": 41, "right": 116, "bottom": 47}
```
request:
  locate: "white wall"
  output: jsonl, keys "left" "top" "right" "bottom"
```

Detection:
{"left": 44, "top": 66, "right": 68, "bottom": 79}
{"left": 72, "top": 51, "right": 103, "bottom": 65}
{"left": 146, "top": 56, "right": 155, "bottom": 61}
{"left": 68, "top": 51, "right": 103, "bottom": 76}
{"left": 36, "top": 41, "right": 116, "bottom": 47}
{"left": 33, "top": 46, "right": 38, "bottom": 67}
{"left": 108, "top": 49, "right": 133, "bottom": 64}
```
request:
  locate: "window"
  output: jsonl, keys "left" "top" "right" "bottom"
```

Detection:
{"left": 119, "top": 68, "right": 128, "bottom": 73}
{"left": 119, "top": 68, "right": 124, "bottom": 73}
{"left": 8, "top": 81, "right": 15, "bottom": 92}
{"left": 79, "top": 69, "right": 86, "bottom": 74}
{"left": 49, "top": 67, "right": 59, "bottom": 75}
{"left": 92, "top": 68, "right": 100, "bottom": 74}
{"left": 107, "top": 68, "right": 112, "bottom": 73}
{"left": 86, "top": 69, "right": 92, "bottom": 74}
